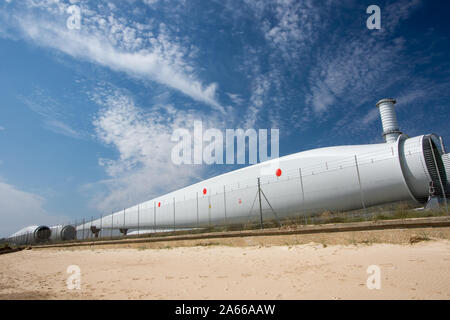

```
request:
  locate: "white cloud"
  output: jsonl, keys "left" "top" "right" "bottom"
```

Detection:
{"left": 142, "top": 0, "right": 159, "bottom": 6}
{"left": 44, "top": 119, "right": 82, "bottom": 139}
{"left": 0, "top": 126, "right": 5, "bottom": 131}
{"left": 395, "top": 88, "right": 428, "bottom": 106}
{"left": 383, "top": 0, "right": 422, "bottom": 33}
{"left": 226, "top": 93, "right": 244, "bottom": 106}
{"left": 19, "top": 92, "right": 83, "bottom": 139}
{"left": 361, "top": 108, "right": 381, "bottom": 126}
{"left": 87, "top": 89, "right": 222, "bottom": 212}
{"left": 232, "top": 0, "right": 424, "bottom": 132}
{"left": 307, "top": 36, "right": 409, "bottom": 115}
{"left": 361, "top": 83, "right": 450, "bottom": 127}
{"left": 244, "top": 74, "right": 271, "bottom": 128}
{"left": 226, "top": 0, "right": 325, "bottom": 131}
{"left": 285, "top": 0, "right": 426, "bottom": 138}
{"left": 262, "top": 0, "right": 319, "bottom": 61}
{"left": 244, "top": 0, "right": 322, "bottom": 61}
{"left": 1, "top": 1, "right": 224, "bottom": 112}
{"left": 0, "top": 180, "right": 63, "bottom": 237}
{"left": 0, "top": 1, "right": 232, "bottom": 214}
{"left": 304, "top": 36, "right": 409, "bottom": 138}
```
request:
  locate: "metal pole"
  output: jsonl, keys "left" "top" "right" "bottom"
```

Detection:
{"left": 429, "top": 137, "right": 449, "bottom": 214}
{"left": 354, "top": 155, "right": 367, "bottom": 215}
{"left": 208, "top": 194, "right": 211, "bottom": 228}
{"left": 257, "top": 178, "right": 263, "bottom": 229}
{"left": 439, "top": 136, "right": 446, "bottom": 154}
{"left": 299, "top": 168, "right": 307, "bottom": 225}
{"left": 110, "top": 211, "right": 113, "bottom": 239}
{"left": 173, "top": 197, "right": 176, "bottom": 231}
{"left": 154, "top": 202, "right": 157, "bottom": 233}
{"left": 123, "top": 208, "right": 126, "bottom": 235}
{"left": 298, "top": 168, "right": 306, "bottom": 224}
{"left": 137, "top": 204, "right": 140, "bottom": 238}
{"left": 223, "top": 185, "right": 227, "bottom": 224}
{"left": 260, "top": 188, "right": 282, "bottom": 227}
{"left": 100, "top": 214, "right": 103, "bottom": 240}
{"left": 196, "top": 192, "right": 199, "bottom": 227}
{"left": 299, "top": 168, "right": 305, "bottom": 203}
{"left": 82, "top": 218, "right": 85, "bottom": 241}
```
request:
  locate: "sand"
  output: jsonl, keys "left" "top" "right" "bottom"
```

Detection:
{"left": 0, "top": 239, "right": 449, "bottom": 300}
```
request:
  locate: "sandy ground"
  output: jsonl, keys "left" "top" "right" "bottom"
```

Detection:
{"left": 1, "top": 239, "right": 449, "bottom": 300}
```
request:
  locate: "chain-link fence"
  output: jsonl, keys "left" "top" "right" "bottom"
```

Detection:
{"left": 6, "top": 144, "right": 450, "bottom": 246}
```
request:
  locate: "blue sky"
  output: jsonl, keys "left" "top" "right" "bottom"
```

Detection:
{"left": 0, "top": 0, "right": 449, "bottom": 237}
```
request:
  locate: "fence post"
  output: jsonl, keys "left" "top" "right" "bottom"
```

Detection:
{"left": 82, "top": 218, "right": 85, "bottom": 241}
{"left": 100, "top": 214, "right": 103, "bottom": 240}
{"left": 73, "top": 219, "right": 76, "bottom": 241}
{"left": 354, "top": 155, "right": 367, "bottom": 216}
{"left": 123, "top": 208, "right": 126, "bottom": 235}
{"left": 196, "top": 192, "right": 199, "bottom": 227}
{"left": 208, "top": 194, "right": 211, "bottom": 228}
{"left": 299, "top": 168, "right": 305, "bottom": 222}
{"left": 154, "top": 202, "right": 157, "bottom": 233}
{"left": 91, "top": 216, "right": 94, "bottom": 239}
{"left": 257, "top": 177, "right": 263, "bottom": 229}
{"left": 110, "top": 211, "right": 113, "bottom": 239}
{"left": 223, "top": 185, "right": 227, "bottom": 225}
{"left": 299, "top": 168, "right": 305, "bottom": 202}
{"left": 90, "top": 218, "right": 93, "bottom": 241}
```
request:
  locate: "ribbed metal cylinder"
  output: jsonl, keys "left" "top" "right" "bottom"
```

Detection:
{"left": 34, "top": 226, "right": 51, "bottom": 242}
{"left": 376, "top": 98, "right": 401, "bottom": 143}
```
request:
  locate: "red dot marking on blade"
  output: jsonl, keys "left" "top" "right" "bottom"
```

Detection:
{"left": 276, "top": 168, "right": 282, "bottom": 177}
{"left": 158, "top": 202, "right": 161, "bottom": 207}
{"left": 203, "top": 188, "right": 207, "bottom": 195}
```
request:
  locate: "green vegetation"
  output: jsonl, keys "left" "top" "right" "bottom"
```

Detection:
{"left": 409, "top": 233, "right": 432, "bottom": 244}
{"left": 49, "top": 201, "right": 448, "bottom": 247}
{"left": 0, "top": 243, "right": 24, "bottom": 254}
{"left": 133, "top": 202, "right": 448, "bottom": 238}
{"left": 195, "top": 242, "right": 221, "bottom": 247}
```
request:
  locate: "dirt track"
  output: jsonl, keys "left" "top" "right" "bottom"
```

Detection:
{"left": 1, "top": 227, "right": 449, "bottom": 300}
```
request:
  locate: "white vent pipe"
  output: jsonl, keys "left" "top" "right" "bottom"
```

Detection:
{"left": 376, "top": 98, "right": 402, "bottom": 143}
